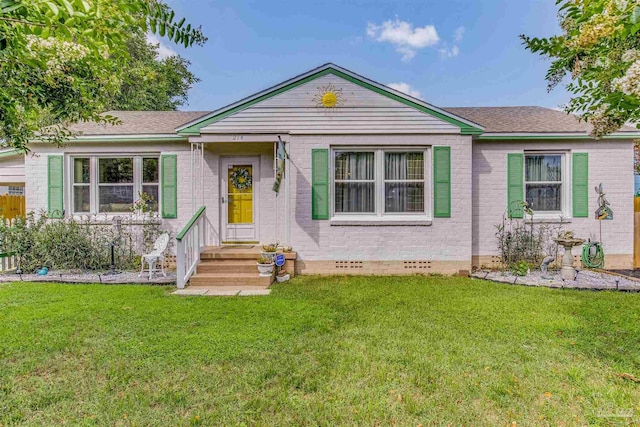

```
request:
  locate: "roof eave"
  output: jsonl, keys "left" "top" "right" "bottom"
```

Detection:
{"left": 477, "top": 132, "right": 640, "bottom": 140}
{"left": 30, "top": 134, "right": 188, "bottom": 143}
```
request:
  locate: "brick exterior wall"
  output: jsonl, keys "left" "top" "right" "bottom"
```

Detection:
{"left": 472, "top": 139, "right": 634, "bottom": 269}
{"left": 25, "top": 141, "right": 284, "bottom": 253}
{"left": 24, "top": 136, "right": 634, "bottom": 274}
{"left": 287, "top": 134, "right": 473, "bottom": 273}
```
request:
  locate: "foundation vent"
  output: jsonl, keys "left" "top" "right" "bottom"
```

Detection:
{"left": 403, "top": 261, "right": 431, "bottom": 270}
{"left": 335, "top": 261, "right": 364, "bottom": 269}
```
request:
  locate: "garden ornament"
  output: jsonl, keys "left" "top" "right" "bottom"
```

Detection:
{"left": 594, "top": 183, "right": 613, "bottom": 220}
{"left": 37, "top": 267, "right": 48, "bottom": 276}
{"left": 540, "top": 256, "right": 554, "bottom": 279}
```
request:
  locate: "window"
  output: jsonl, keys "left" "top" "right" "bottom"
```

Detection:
{"left": 7, "top": 186, "right": 24, "bottom": 196}
{"left": 384, "top": 152, "right": 425, "bottom": 213}
{"left": 334, "top": 152, "right": 375, "bottom": 213}
{"left": 524, "top": 154, "right": 563, "bottom": 213}
{"left": 332, "top": 148, "right": 429, "bottom": 218}
{"left": 73, "top": 158, "right": 91, "bottom": 213}
{"left": 71, "top": 156, "right": 160, "bottom": 214}
{"left": 142, "top": 158, "right": 160, "bottom": 211}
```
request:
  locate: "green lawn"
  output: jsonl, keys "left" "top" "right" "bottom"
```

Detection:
{"left": 1, "top": 277, "right": 639, "bottom": 426}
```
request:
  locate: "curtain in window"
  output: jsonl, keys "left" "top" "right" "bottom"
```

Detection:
{"left": 525, "top": 155, "right": 561, "bottom": 181}
{"left": 525, "top": 155, "right": 561, "bottom": 211}
{"left": 385, "top": 152, "right": 424, "bottom": 213}
{"left": 334, "top": 152, "right": 375, "bottom": 213}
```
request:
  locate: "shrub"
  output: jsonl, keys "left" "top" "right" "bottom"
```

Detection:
{"left": 0, "top": 211, "right": 171, "bottom": 273}
{"left": 495, "top": 212, "right": 567, "bottom": 270}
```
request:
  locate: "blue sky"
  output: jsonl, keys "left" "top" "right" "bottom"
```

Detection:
{"left": 160, "top": 0, "right": 568, "bottom": 112}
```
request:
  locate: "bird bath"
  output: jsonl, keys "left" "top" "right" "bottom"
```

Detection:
{"left": 553, "top": 235, "right": 586, "bottom": 280}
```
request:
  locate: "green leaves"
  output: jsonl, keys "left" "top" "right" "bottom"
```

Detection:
{"left": 144, "top": 3, "right": 206, "bottom": 48}
{"left": 523, "top": 0, "right": 640, "bottom": 137}
{"left": 0, "top": 0, "right": 207, "bottom": 151}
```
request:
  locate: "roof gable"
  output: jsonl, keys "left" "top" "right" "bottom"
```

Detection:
{"left": 177, "top": 63, "right": 484, "bottom": 135}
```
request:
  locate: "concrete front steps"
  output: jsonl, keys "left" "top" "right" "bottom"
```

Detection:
{"left": 188, "top": 246, "right": 273, "bottom": 290}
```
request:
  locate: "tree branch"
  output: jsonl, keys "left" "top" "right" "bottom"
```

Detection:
{"left": 0, "top": 17, "right": 46, "bottom": 27}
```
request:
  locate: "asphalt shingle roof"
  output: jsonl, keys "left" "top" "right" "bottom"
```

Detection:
{"left": 443, "top": 106, "right": 637, "bottom": 134}
{"left": 68, "top": 111, "right": 211, "bottom": 135}
{"left": 66, "top": 107, "right": 638, "bottom": 136}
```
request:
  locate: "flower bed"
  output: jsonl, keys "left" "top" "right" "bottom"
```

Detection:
{"left": 472, "top": 269, "right": 640, "bottom": 292}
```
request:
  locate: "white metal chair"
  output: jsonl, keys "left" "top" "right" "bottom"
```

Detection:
{"left": 139, "top": 233, "right": 170, "bottom": 280}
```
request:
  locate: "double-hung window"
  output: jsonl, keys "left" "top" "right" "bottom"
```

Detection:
{"left": 332, "top": 148, "right": 429, "bottom": 218}
{"left": 524, "top": 153, "right": 564, "bottom": 213}
{"left": 71, "top": 156, "right": 160, "bottom": 214}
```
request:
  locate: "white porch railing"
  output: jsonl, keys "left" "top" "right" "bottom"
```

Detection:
{"left": 176, "top": 206, "right": 208, "bottom": 289}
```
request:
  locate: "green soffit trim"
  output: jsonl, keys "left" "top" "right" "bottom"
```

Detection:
{"left": 177, "top": 67, "right": 484, "bottom": 136}
{"left": 0, "top": 149, "right": 21, "bottom": 159}
{"left": 478, "top": 133, "right": 640, "bottom": 140}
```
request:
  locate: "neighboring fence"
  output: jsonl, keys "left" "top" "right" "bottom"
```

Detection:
{"left": 635, "top": 196, "right": 640, "bottom": 268}
{"left": 0, "top": 251, "right": 16, "bottom": 272}
{"left": 0, "top": 195, "right": 25, "bottom": 221}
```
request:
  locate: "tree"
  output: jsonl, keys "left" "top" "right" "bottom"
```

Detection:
{"left": 108, "top": 34, "right": 199, "bottom": 111}
{"left": 521, "top": 0, "right": 640, "bottom": 137}
{"left": 0, "top": 0, "right": 207, "bottom": 151}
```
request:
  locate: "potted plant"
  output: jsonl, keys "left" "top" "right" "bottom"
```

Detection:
{"left": 256, "top": 255, "right": 275, "bottom": 277}
{"left": 261, "top": 243, "right": 278, "bottom": 263}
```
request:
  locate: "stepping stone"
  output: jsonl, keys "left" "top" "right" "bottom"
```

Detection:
{"left": 172, "top": 289, "right": 210, "bottom": 296}
{"left": 238, "top": 289, "right": 271, "bottom": 296}
{"left": 206, "top": 290, "right": 240, "bottom": 296}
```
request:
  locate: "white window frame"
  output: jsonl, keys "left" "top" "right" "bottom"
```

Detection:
{"left": 523, "top": 151, "right": 570, "bottom": 218}
{"left": 330, "top": 147, "right": 432, "bottom": 223}
{"left": 69, "top": 155, "right": 160, "bottom": 215}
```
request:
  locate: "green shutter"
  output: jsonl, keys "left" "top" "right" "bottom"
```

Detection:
{"left": 311, "top": 149, "right": 329, "bottom": 220}
{"left": 433, "top": 146, "right": 451, "bottom": 218}
{"left": 572, "top": 152, "right": 589, "bottom": 218}
{"left": 507, "top": 153, "right": 524, "bottom": 218}
{"left": 47, "top": 155, "right": 64, "bottom": 218}
{"left": 161, "top": 154, "right": 178, "bottom": 219}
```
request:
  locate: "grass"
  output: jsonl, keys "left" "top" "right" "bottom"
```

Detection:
{"left": 0, "top": 276, "right": 639, "bottom": 426}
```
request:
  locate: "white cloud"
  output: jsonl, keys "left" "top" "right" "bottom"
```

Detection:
{"left": 454, "top": 26, "right": 465, "bottom": 42}
{"left": 387, "top": 82, "right": 422, "bottom": 99}
{"left": 146, "top": 33, "right": 177, "bottom": 59}
{"left": 366, "top": 18, "right": 439, "bottom": 61}
{"left": 439, "top": 45, "right": 459, "bottom": 58}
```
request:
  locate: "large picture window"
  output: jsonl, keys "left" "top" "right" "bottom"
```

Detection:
{"left": 332, "top": 148, "right": 429, "bottom": 218}
{"left": 525, "top": 154, "right": 563, "bottom": 212}
{"left": 71, "top": 156, "right": 160, "bottom": 214}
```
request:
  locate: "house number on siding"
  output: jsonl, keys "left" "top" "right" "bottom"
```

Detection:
{"left": 232, "top": 135, "right": 244, "bottom": 141}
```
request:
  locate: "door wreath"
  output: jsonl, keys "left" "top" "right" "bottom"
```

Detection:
{"left": 230, "top": 167, "right": 252, "bottom": 190}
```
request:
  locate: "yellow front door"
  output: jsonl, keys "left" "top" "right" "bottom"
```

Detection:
{"left": 227, "top": 165, "right": 253, "bottom": 224}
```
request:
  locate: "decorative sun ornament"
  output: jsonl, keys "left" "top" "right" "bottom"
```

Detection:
{"left": 313, "top": 84, "right": 345, "bottom": 109}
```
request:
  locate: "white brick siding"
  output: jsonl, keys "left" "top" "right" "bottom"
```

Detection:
{"left": 287, "top": 134, "right": 473, "bottom": 264}
{"left": 472, "top": 140, "right": 634, "bottom": 266}
{"left": 24, "top": 136, "right": 634, "bottom": 271}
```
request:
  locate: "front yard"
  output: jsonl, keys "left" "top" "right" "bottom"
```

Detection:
{"left": 1, "top": 276, "right": 638, "bottom": 426}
